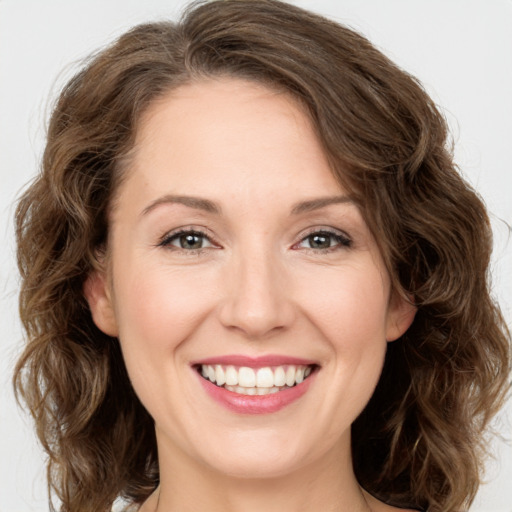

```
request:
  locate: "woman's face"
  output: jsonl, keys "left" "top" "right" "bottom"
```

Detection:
{"left": 86, "top": 78, "right": 414, "bottom": 479}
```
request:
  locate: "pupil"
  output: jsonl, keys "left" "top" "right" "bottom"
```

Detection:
{"left": 310, "top": 233, "right": 330, "bottom": 249}
{"left": 180, "top": 233, "right": 202, "bottom": 249}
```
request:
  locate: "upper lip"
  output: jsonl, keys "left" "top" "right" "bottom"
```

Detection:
{"left": 191, "top": 354, "right": 318, "bottom": 368}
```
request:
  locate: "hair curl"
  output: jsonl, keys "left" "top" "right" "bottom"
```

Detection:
{"left": 14, "top": 1, "right": 511, "bottom": 511}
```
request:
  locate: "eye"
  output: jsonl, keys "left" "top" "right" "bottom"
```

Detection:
{"left": 159, "top": 230, "right": 215, "bottom": 251}
{"left": 295, "top": 230, "right": 352, "bottom": 251}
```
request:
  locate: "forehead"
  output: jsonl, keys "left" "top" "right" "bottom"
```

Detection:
{"left": 122, "top": 78, "right": 344, "bottom": 207}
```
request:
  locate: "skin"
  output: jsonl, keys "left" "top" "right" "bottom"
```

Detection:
{"left": 85, "top": 78, "right": 416, "bottom": 512}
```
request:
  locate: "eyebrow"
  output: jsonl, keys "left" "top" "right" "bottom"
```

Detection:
{"left": 290, "top": 195, "right": 354, "bottom": 214}
{"left": 141, "top": 194, "right": 222, "bottom": 217}
{"left": 140, "top": 194, "right": 354, "bottom": 217}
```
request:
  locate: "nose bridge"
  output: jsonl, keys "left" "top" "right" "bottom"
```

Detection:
{"left": 219, "top": 240, "right": 294, "bottom": 338}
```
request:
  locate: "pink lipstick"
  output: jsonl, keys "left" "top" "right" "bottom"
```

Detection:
{"left": 191, "top": 354, "right": 317, "bottom": 368}
{"left": 192, "top": 354, "right": 318, "bottom": 414}
{"left": 197, "top": 374, "right": 315, "bottom": 414}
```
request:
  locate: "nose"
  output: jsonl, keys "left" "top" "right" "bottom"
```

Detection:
{"left": 218, "top": 248, "right": 296, "bottom": 339}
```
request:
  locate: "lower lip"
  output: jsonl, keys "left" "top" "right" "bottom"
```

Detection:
{"left": 196, "top": 370, "right": 315, "bottom": 414}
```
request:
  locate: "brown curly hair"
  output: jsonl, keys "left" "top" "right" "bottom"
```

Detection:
{"left": 13, "top": 1, "right": 511, "bottom": 511}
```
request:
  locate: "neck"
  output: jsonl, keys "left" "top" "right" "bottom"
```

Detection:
{"left": 148, "top": 430, "right": 372, "bottom": 512}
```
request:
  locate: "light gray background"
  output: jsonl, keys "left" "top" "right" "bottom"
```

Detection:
{"left": 1, "top": 1, "right": 511, "bottom": 511}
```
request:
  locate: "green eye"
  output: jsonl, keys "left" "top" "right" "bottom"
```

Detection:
{"left": 160, "top": 230, "right": 214, "bottom": 250}
{"left": 308, "top": 233, "right": 333, "bottom": 249}
{"left": 298, "top": 230, "right": 351, "bottom": 250}
{"left": 177, "top": 233, "right": 204, "bottom": 249}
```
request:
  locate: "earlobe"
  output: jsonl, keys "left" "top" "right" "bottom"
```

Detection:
{"left": 83, "top": 270, "right": 119, "bottom": 337}
{"left": 386, "top": 293, "right": 416, "bottom": 342}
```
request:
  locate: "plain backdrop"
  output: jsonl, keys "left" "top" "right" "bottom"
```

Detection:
{"left": 1, "top": 1, "right": 511, "bottom": 511}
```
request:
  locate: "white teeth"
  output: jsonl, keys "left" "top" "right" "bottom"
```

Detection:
{"left": 225, "top": 385, "right": 288, "bottom": 395}
{"left": 225, "top": 365, "right": 238, "bottom": 385}
{"left": 285, "top": 366, "right": 296, "bottom": 387}
{"left": 200, "top": 363, "right": 314, "bottom": 391}
{"left": 256, "top": 367, "right": 274, "bottom": 388}
{"left": 238, "top": 367, "right": 256, "bottom": 387}
{"left": 274, "top": 366, "right": 286, "bottom": 386}
{"left": 215, "top": 365, "right": 226, "bottom": 386}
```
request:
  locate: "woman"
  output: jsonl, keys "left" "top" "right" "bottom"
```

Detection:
{"left": 13, "top": 1, "right": 510, "bottom": 511}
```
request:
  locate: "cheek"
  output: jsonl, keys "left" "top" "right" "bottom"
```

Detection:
{"left": 110, "top": 261, "right": 221, "bottom": 421}
{"left": 297, "top": 263, "right": 390, "bottom": 349}
{"left": 297, "top": 262, "right": 390, "bottom": 409}
{"left": 286, "top": 262, "right": 390, "bottom": 437}
{"left": 112, "top": 260, "right": 218, "bottom": 365}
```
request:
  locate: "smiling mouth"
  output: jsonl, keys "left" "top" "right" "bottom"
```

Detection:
{"left": 195, "top": 364, "right": 317, "bottom": 396}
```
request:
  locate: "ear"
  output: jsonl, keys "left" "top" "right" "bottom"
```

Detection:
{"left": 83, "top": 270, "right": 119, "bottom": 337}
{"left": 385, "top": 292, "right": 416, "bottom": 342}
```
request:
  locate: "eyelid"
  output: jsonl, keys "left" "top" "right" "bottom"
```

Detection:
{"left": 157, "top": 226, "right": 221, "bottom": 250}
{"left": 156, "top": 225, "right": 352, "bottom": 252}
{"left": 292, "top": 226, "right": 352, "bottom": 250}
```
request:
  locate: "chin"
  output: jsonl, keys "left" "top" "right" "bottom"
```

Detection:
{"left": 205, "top": 452, "right": 307, "bottom": 480}
{"left": 190, "top": 427, "right": 326, "bottom": 480}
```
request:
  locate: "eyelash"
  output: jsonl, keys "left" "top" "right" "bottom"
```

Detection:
{"left": 293, "top": 228, "right": 352, "bottom": 252}
{"left": 157, "top": 227, "right": 352, "bottom": 254}
{"left": 157, "top": 228, "right": 218, "bottom": 255}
